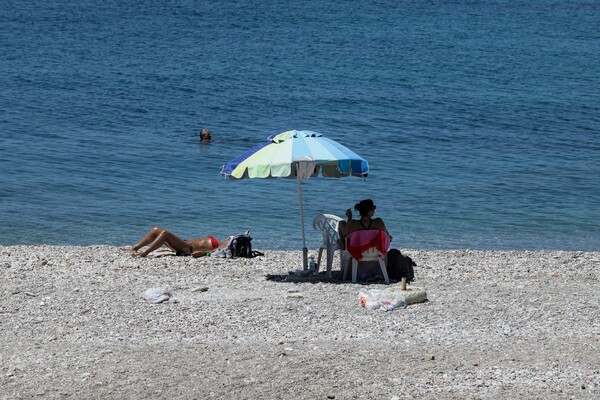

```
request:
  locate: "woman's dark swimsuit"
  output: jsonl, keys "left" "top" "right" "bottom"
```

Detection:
{"left": 359, "top": 220, "right": 373, "bottom": 230}
{"left": 176, "top": 240, "right": 194, "bottom": 256}
{"left": 177, "top": 236, "right": 219, "bottom": 256}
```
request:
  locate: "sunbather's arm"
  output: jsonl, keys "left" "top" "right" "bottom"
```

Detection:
{"left": 345, "top": 208, "right": 353, "bottom": 220}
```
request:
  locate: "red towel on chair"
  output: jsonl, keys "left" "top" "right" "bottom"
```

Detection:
{"left": 346, "top": 230, "right": 391, "bottom": 261}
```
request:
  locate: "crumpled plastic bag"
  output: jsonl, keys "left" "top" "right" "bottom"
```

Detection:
{"left": 358, "top": 289, "right": 407, "bottom": 311}
{"left": 211, "top": 248, "right": 226, "bottom": 258}
{"left": 143, "top": 287, "right": 173, "bottom": 304}
{"left": 210, "top": 247, "right": 233, "bottom": 258}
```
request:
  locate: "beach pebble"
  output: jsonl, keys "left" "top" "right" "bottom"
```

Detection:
{"left": 0, "top": 245, "right": 598, "bottom": 399}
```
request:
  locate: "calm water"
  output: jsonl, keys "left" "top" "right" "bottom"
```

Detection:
{"left": 1, "top": 0, "right": 599, "bottom": 251}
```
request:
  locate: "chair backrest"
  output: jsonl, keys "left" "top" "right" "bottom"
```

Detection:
{"left": 312, "top": 214, "right": 343, "bottom": 247}
{"left": 346, "top": 230, "right": 391, "bottom": 261}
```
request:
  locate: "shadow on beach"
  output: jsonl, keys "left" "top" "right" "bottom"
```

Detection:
{"left": 265, "top": 270, "right": 404, "bottom": 286}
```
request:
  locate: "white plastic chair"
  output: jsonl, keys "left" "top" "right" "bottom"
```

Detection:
{"left": 342, "top": 230, "right": 390, "bottom": 284}
{"left": 312, "top": 214, "right": 344, "bottom": 278}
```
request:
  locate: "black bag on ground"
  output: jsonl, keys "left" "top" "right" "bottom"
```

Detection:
{"left": 228, "top": 231, "right": 264, "bottom": 258}
{"left": 386, "top": 249, "right": 416, "bottom": 282}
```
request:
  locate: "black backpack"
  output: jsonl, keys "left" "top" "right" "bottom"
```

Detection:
{"left": 228, "top": 231, "right": 264, "bottom": 258}
{"left": 386, "top": 249, "right": 416, "bottom": 282}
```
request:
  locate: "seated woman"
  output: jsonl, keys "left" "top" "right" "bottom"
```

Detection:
{"left": 338, "top": 199, "right": 392, "bottom": 246}
{"left": 338, "top": 199, "right": 394, "bottom": 281}
{"left": 127, "top": 227, "right": 230, "bottom": 257}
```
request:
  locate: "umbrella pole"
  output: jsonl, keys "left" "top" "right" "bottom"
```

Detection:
{"left": 297, "top": 173, "right": 308, "bottom": 269}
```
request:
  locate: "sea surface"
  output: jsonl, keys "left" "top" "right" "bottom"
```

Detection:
{"left": 1, "top": 0, "right": 599, "bottom": 251}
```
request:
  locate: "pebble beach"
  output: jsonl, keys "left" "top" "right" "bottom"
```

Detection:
{"left": 1, "top": 245, "right": 599, "bottom": 399}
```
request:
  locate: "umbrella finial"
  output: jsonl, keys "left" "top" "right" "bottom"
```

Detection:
{"left": 269, "top": 130, "right": 323, "bottom": 143}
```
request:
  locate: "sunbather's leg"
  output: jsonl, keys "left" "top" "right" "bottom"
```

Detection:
{"left": 131, "top": 227, "right": 165, "bottom": 251}
{"left": 133, "top": 228, "right": 190, "bottom": 257}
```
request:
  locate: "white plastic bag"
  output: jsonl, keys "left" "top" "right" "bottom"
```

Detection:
{"left": 143, "top": 287, "right": 172, "bottom": 304}
{"left": 358, "top": 289, "right": 406, "bottom": 311}
{"left": 211, "top": 248, "right": 226, "bottom": 258}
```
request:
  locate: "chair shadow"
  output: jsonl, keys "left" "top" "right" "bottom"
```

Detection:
{"left": 265, "top": 270, "right": 401, "bottom": 286}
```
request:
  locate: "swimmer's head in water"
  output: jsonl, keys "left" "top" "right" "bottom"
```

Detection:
{"left": 200, "top": 129, "right": 212, "bottom": 142}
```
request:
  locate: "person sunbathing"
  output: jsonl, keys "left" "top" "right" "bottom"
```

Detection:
{"left": 127, "top": 227, "right": 230, "bottom": 257}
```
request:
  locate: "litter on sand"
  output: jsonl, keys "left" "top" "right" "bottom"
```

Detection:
{"left": 358, "top": 286, "right": 428, "bottom": 311}
{"left": 359, "top": 289, "right": 407, "bottom": 311}
{"left": 143, "top": 287, "right": 173, "bottom": 304}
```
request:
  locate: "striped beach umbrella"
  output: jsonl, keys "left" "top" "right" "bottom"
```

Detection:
{"left": 221, "top": 130, "right": 369, "bottom": 268}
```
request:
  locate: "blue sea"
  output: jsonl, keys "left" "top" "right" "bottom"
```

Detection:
{"left": 1, "top": 0, "right": 599, "bottom": 251}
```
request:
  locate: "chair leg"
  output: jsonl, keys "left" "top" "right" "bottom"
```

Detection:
{"left": 325, "top": 244, "right": 335, "bottom": 278}
{"left": 379, "top": 258, "right": 390, "bottom": 284}
{"left": 341, "top": 251, "right": 350, "bottom": 280}
{"left": 352, "top": 259, "right": 358, "bottom": 283}
{"left": 317, "top": 248, "right": 324, "bottom": 272}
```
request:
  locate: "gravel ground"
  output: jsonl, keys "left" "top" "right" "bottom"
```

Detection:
{"left": 1, "top": 245, "right": 599, "bottom": 399}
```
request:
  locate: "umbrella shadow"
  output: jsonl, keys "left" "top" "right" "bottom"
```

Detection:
{"left": 265, "top": 270, "right": 398, "bottom": 286}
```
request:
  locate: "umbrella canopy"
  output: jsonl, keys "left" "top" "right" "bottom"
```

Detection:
{"left": 221, "top": 130, "right": 369, "bottom": 268}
